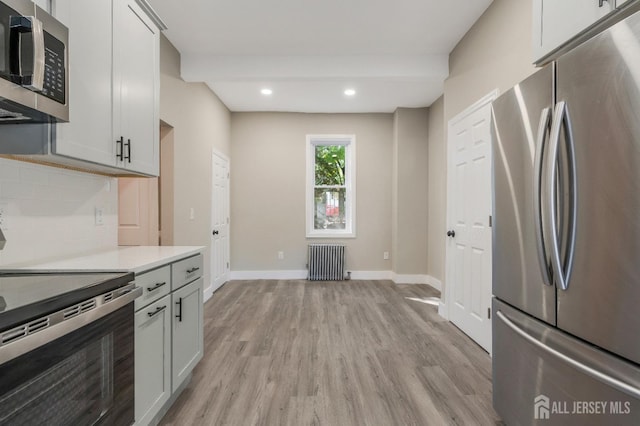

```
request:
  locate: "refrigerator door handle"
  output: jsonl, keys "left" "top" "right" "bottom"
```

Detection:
{"left": 562, "top": 103, "right": 578, "bottom": 288}
{"left": 496, "top": 310, "right": 640, "bottom": 399}
{"left": 546, "top": 101, "right": 577, "bottom": 291}
{"left": 534, "top": 107, "right": 552, "bottom": 286}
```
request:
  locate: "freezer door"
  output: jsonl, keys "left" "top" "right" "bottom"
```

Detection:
{"left": 493, "top": 298, "right": 640, "bottom": 426}
{"left": 555, "top": 9, "right": 640, "bottom": 365}
{"left": 491, "top": 65, "right": 556, "bottom": 325}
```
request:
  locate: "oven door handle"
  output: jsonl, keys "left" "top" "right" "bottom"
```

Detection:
{"left": 0, "top": 285, "right": 142, "bottom": 364}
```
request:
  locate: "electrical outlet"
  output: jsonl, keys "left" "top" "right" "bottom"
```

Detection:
{"left": 383, "top": 251, "right": 389, "bottom": 260}
{"left": 277, "top": 251, "right": 284, "bottom": 260}
{"left": 94, "top": 207, "right": 104, "bottom": 226}
{"left": 0, "top": 202, "right": 9, "bottom": 229}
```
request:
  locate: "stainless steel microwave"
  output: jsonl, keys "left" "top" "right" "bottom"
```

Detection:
{"left": 0, "top": 0, "right": 68, "bottom": 123}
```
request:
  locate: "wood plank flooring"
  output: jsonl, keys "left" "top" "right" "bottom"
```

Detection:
{"left": 159, "top": 280, "right": 502, "bottom": 426}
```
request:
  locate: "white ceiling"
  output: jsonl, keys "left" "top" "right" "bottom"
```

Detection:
{"left": 147, "top": 0, "right": 493, "bottom": 113}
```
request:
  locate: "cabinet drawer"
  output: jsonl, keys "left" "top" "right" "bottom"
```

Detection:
{"left": 135, "top": 265, "right": 171, "bottom": 310}
{"left": 171, "top": 254, "right": 203, "bottom": 291}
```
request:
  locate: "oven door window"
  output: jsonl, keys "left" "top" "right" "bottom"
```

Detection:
{"left": 0, "top": 305, "right": 134, "bottom": 426}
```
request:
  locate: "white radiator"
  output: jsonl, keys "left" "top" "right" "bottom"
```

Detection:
{"left": 307, "top": 244, "right": 345, "bottom": 281}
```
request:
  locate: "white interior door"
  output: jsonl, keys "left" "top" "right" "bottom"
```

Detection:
{"left": 211, "top": 151, "right": 230, "bottom": 292}
{"left": 446, "top": 92, "right": 496, "bottom": 353}
{"left": 118, "top": 177, "right": 159, "bottom": 246}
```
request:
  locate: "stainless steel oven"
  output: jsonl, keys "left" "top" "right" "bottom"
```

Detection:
{"left": 0, "top": 272, "right": 141, "bottom": 426}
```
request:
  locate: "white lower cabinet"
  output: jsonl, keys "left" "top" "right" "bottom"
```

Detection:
{"left": 135, "top": 295, "right": 171, "bottom": 425}
{"left": 171, "top": 278, "right": 204, "bottom": 392}
{"left": 133, "top": 256, "right": 204, "bottom": 425}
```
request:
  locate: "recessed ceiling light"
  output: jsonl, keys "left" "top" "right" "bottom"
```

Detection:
{"left": 261, "top": 88, "right": 273, "bottom": 95}
{"left": 344, "top": 89, "right": 356, "bottom": 96}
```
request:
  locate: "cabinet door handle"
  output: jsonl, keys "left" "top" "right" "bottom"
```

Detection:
{"left": 147, "top": 305, "right": 166, "bottom": 318}
{"left": 175, "top": 297, "right": 183, "bottom": 322}
{"left": 186, "top": 267, "right": 200, "bottom": 274}
{"left": 146, "top": 281, "right": 166, "bottom": 292}
{"left": 124, "top": 138, "right": 131, "bottom": 163}
{"left": 116, "top": 136, "right": 124, "bottom": 161}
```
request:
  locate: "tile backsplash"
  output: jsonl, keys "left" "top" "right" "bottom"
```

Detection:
{"left": 0, "top": 158, "right": 118, "bottom": 267}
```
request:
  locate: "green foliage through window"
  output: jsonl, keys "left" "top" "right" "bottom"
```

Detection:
{"left": 315, "top": 145, "right": 345, "bottom": 186}
{"left": 307, "top": 136, "right": 354, "bottom": 236}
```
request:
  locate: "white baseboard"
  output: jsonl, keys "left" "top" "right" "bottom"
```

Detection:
{"left": 227, "top": 269, "right": 442, "bottom": 293}
{"left": 438, "top": 300, "right": 449, "bottom": 320}
{"left": 229, "top": 270, "right": 308, "bottom": 280}
{"left": 349, "top": 270, "right": 393, "bottom": 280}
{"left": 426, "top": 276, "right": 442, "bottom": 292}
{"left": 203, "top": 284, "right": 214, "bottom": 302}
{"left": 391, "top": 274, "right": 442, "bottom": 292}
{"left": 392, "top": 273, "right": 428, "bottom": 285}
{"left": 229, "top": 270, "right": 392, "bottom": 281}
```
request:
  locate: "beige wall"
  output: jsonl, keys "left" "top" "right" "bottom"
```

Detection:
{"left": 159, "top": 124, "right": 175, "bottom": 246}
{"left": 426, "top": 96, "right": 445, "bottom": 283}
{"left": 159, "top": 35, "right": 231, "bottom": 294}
{"left": 230, "top": 112, "right": 393, "bottom": 272}
{"left": 391, "top": 112, "right": 399, "bottom": 273}
{"left": 444, "top": 0, "right": 535, "bottom": 122}
{"left": 426, "top": 0, "right": 536, "bottom": 292}
{"left": 393, "top": 108, "right": 429, "bottom": 275}
{"left": 157, "top": 0, "right": 537, "bottom": 285}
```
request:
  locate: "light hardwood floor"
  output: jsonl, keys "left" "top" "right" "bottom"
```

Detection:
{"left": 159, "top": 280, "right": 502, "bottom": 425}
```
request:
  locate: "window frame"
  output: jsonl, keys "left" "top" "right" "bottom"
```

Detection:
{"left": 306, "top": 134, "right": 356, "bottom": 238}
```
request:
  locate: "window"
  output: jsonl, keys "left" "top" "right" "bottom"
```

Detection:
{"left": 306, "top": 135, "right": 356, "bottom": 238}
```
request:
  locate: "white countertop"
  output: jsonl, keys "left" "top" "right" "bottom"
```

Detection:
{"left": 1, "top": 246, "right": 205, "bottom": 274}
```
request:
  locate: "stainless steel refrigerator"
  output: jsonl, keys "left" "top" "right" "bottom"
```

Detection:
{"left": 491, "top": 10, "right": 640, "bottom": 426}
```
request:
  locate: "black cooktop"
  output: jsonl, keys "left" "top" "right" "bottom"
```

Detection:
{"left": 0, "top": 272, "right": 135, "bottom": 332}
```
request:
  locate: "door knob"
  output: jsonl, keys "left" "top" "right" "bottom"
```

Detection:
{"left": 212, "top": 230, "right": 219, "bottom": 236}
{"left": 446, "top": 230, "right": 456, "bottom": 238}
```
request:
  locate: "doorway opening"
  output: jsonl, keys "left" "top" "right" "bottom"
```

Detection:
{"left": 118, "top": 121, "right": 174, "bottom": 246}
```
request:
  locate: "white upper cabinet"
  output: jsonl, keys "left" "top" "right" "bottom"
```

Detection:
{"left": 113, "top": 0, "right": 160, "bottom": 175}
{"left": 32, "top": 0, "right": 49, "bottom": 10}
{"left": 54, "top": 0, "right": 161, "bottom": 176}
{"left": 533, "top": 0, "right": 615, "bottom": 64}
{"left": 532, "top": 0, "right": 639, "bottom": 64}
{"left": 54, "top": 0, "right": 115, "bottom": 168}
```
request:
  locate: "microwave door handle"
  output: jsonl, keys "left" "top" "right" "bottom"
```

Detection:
{"left": 534, "top": 107, "right": 552, "bottom": 286}
{"left": 29, "top": 17, "right": 45, "bottom": 92}
{"left": 9, "top": 16, "right": 45, "bottom": 91}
